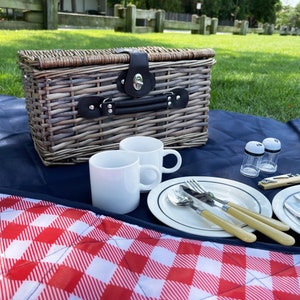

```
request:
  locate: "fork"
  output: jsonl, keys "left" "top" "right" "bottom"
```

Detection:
{"left": 186, "top": 179, "right": 290, "bottom": 231}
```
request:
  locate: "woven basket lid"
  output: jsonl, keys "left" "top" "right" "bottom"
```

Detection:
{"left": 18, "top": 47, "right": 215, "bottom": 69}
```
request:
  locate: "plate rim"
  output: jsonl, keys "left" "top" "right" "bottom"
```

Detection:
{"left": 272, "top": 185, "right": 300, "bottom": 234}
{"left": 147, "top": 176, "right": 272, "bottom": 238}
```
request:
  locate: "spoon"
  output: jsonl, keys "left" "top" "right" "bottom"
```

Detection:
{"left": 167, "top": 189, "right": 257, "bottom": 243}
{"left": 294, "top": 193, "right": 300, "bottom": 202}
{"left": 284, "top": 193, "right": 300, "bottom": 218}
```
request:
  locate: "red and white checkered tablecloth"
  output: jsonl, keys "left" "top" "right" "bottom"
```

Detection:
{"left": 0, "top": 194, "right": 299, "bottom": 300}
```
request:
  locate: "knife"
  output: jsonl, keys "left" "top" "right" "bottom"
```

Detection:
{"left": 180, "top": 185, "right": 295, "bottom": 246}
{"left": 258, "top": 173, "right": 300, "bottom": 190}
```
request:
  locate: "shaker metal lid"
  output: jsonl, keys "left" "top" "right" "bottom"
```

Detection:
{"left": 245, "top": 141, "right": 265, "bottom": 155}
{"left": 262, "top": 138, "right": 281, "bottom": 152}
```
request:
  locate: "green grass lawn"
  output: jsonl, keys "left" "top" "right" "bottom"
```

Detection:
{"left": 0, "top": 29, "right": 299, "bottom": 122}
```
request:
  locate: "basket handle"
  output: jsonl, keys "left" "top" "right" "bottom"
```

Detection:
{"left": 116, "top": 51, "right": 156, "bottom": 98}
{"left": 78, "top": 88, "right": 188, "bottom": 118}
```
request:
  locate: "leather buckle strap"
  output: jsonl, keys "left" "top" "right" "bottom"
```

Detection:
{"left": 78, "top": 88, "right": 189, "bottom": 119}
{"left": 116, "top": 51, "right": 156, "bottom": 98}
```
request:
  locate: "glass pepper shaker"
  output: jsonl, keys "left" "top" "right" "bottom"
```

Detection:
{"left": 240, "top": 141, "right": 265, "bottom": 178}
{"left": 260, "top": 138, "right": 281, "bottom": 173}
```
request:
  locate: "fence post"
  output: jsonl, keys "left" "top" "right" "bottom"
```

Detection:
{"left": 43, "top": 0, "right": 58, "bottom": 29}
{"left": 199, "top": 15, "right": 211, "bottom": 35}
{"left": 240, "top": 20, "right": 248, "bottom": 35}
{"left": 210, "top": 18, "right": 218, "bottom": 34}
{"left": 191, "top": 14, "right": 199, "bottom": 34}
{"left": 263, "top": 23, "right": 274, "bottom": 35}
{"left": 155, "top": 10, "right": 165, "bottom": 32}
{"left": 125, "top": 4, "right": 136, "bottom": 33}
{"left": 114, "top": 4, "right": 125, "bottom": 31}
{"left": 114, "top": 4, "right": 123, "bottom": 17}
{"left": 233, "top": 20, "right": 248, "bottom": 35}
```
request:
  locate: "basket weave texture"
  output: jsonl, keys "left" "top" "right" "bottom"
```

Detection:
{"left": 18, "top": 47, "right": 216, "bottom": 165}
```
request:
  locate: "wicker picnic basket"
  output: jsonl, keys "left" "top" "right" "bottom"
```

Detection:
{"left": 18, "top": 47, "right": 216, "bottom": 166}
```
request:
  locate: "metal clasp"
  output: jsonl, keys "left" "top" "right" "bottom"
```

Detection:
{"left": 133, "top": 73, "right": 143, "bottom": 91}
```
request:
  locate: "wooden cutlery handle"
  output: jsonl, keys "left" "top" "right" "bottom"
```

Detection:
{"left": 226, "top": 206, "right": 295, "bottom": 246}
{"left": 201, "top": 210, "right": 257, "bottom": 243}
{"left": 228, "top": 201, "right": 290, "bottom": 231}
{"left": 258, "top": 177, "right": 300, "bottom": 190}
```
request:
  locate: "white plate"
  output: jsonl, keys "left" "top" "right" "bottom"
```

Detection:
{"left": 147, "top": 176, "right": 272, "bottom": 237}
{"left": 272, "top": 185, "right": 300, "bottom": 234}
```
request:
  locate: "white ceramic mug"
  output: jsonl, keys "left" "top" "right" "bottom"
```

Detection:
{"left": 89, "top": 150, "right": 160, "bottom": 214}
{"left": 119, "top": 136, "right": 182, "bottom": 187}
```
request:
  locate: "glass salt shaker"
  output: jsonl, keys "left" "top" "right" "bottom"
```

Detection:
{"left": 260, "top": 138, "right": 281, "bottom": 173}
{"left": 240, "top": 141, "right": 265, "bottom": 178}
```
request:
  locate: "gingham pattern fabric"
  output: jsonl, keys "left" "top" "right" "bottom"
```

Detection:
{"left": 0, "top": 194, "right": 299, "bottom": 300}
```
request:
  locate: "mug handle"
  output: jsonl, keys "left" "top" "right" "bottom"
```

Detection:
{"left": 139, "top": 164, "right": 161, "bottom": 191}
{"left": 162, "top": 149, "right": 182, "bottom": 173}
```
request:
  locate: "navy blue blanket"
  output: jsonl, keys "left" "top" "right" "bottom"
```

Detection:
{"left": 0, "top": 95, "right": 299, "bottom": 253}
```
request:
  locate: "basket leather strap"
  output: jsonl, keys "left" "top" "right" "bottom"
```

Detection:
{"left": 116, "top": 51, "right": 156, "bottom": 98}
{"left": 78, "top": 88, "right": 188, "bottom": 119}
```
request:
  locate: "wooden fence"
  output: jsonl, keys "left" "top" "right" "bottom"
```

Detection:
{"left": 0, "top": 2, "right": 283, "bottom": 35}
{"left": 0, "top": 0, "right": 57, "bottom": 29}
{"left": 0, "top": 2, "right": 219, "bottom": 34}
{"left": 113, "top": 4, "right": 219, "bottom": 34}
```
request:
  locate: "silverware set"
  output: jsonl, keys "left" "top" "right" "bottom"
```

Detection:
{"left": 168, "top": 179, "right": 295, "bottom": 246}
{"left": 168, "top": 189, "right": 257, "bottom": 243}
